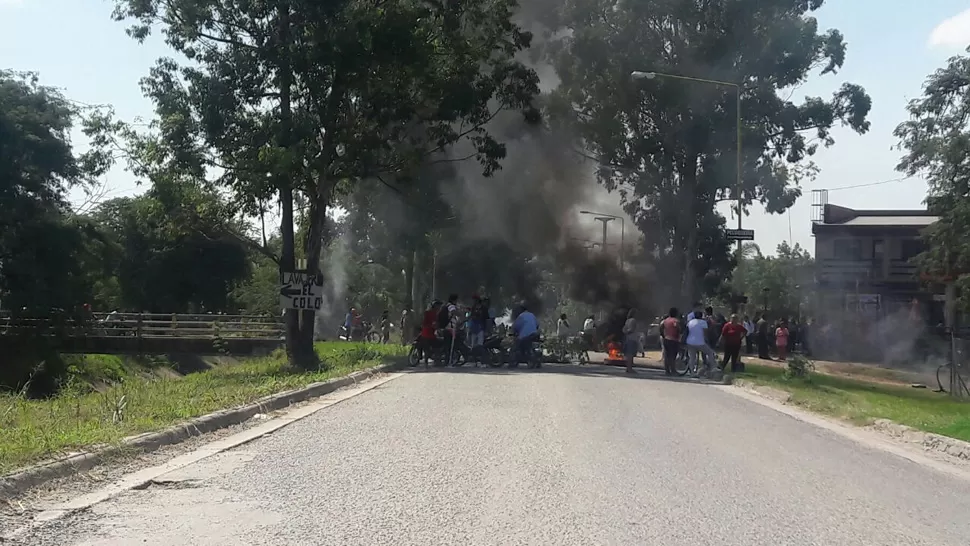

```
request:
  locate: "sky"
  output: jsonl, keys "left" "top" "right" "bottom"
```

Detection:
{"left": 2, "top": 1, "right": 970, "bottom": 256}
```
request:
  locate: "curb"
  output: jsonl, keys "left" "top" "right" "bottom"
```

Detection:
{"left": 0, "top": 357, "right": 407, "bottom": 500}
{"left": 732, "top": 378, "right": 792, "bottom": 403}
{"left": 868, "top": 419, "right": 970, "bottom": 462}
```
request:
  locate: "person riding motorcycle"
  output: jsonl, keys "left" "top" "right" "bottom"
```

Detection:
{"left": 510, "top": 302, "right": 541, "bottom": 368}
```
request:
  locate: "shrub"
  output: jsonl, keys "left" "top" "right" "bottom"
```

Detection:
{"left": 784, "top": 354, "right": 815, "bottom": 380}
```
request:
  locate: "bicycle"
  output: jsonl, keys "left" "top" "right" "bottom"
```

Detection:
{"left": 935, "top": 362, "right": 970, "bottom": 396}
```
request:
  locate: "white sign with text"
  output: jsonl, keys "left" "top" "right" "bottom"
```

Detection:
{"left": 279, "top": 271, "right": 324, "bottom": 310}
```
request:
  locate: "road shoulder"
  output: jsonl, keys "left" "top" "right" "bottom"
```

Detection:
{"left": 716, "top": 383, "right": 970, "bottom": 481}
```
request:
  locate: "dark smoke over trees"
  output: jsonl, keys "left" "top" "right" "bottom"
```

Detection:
{"left": 328, "top": 0, "right": 874, "bottom": 320}
{"left": 543, "top": 0, "right": 872, "bottom": 303}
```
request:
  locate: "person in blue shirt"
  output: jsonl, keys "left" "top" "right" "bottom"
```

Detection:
{"left": 511, "top": 303, "right": 541, "bottom": 368}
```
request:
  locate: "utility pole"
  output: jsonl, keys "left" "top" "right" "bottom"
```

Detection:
{"left": 594, "top": 217, "right": 614, "bottom": 255}
{"left": 581, "top": 210, "right": 622, "bottom": 268}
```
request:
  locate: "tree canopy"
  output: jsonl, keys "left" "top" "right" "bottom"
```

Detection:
{"left": 104, "top": 0, "right": 541, "bottom": 366}
{"left": 895, "top": 51, "right": 970, "bottom": 306}
{"left": 729, "top": 242, "right": 814, "bottom": 319}
{"left": 0, "top": 70, "right": 112, "bottom": 314}
{"left": 545, "top": 0, "right": 870, "bottom": 302}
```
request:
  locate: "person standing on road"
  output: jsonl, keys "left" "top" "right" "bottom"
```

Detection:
{"left": 468, "top": 295, "right": 486, "bottom": 348}
{"left": 582, "top": 315, "right": 595, "bottom": 350}
{"left": 379, "top": 310, "right": 391, "bottom": 344}
{"left": 685, "top": 310, "right": 718, "bottom": 377}
{"left": 400, "top": 308, "right": 413, "bottom": 345}
{"left": 775, "top": 320, "right": 790, "bottom": 361}
{"left": 660, "top": 307, "right": 681, "bottom": 375}
{"left": 622, "top": 308, "right": 638, "bottom": 374}
{"left": 743, "top": 315, "right": 755, "bottom": 354}
{"left": 756, "top": 314, "right": 771, "bottom": 359}
{"left": 720, "top": 314, "right": 747, "bottom": 373}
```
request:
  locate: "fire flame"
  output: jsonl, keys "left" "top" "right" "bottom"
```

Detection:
{"left": 606, "top": 341, "right": 623, "bottom": 361}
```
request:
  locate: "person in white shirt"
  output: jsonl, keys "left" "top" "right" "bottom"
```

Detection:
{"left": 580, "top": 315, "right": 595, "bottom": 358}
{"left": 686, "top": 303, "right": 702, "bottom": 322}
{"left": 743, "top": 315, "right": 756, "bottom": 354}
{"left": 556, "top": 313, "right": 570, "bottom": 339}
{"left": 555, "top": 313, "right": 571, "bottom": 362}
{"left": 685, "top": 310, "right": 718, "bottom": 377}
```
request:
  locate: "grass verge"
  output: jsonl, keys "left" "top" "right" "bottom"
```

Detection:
{"left": 0, "top": 342, "right": 407, "bottom": 475}
{"left": 739, "top": 363, "right": 970, "bottom": 443}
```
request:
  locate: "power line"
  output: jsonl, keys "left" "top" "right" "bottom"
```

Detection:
{"left": 824, "top": 176, "right": 914, "bottom": 192}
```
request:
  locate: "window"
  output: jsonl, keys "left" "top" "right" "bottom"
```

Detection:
{"left": 833, "top": 238, "right": 863, "bottom": 260}
{"left": 900, "top": 239, "right": 924, "bottom": 261}
{"left": 873, "top": 239, "right": 885, "bottom": 262}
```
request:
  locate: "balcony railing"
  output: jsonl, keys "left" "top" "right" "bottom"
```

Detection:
{"left": 819, "top": 259, "right": 919, "bottom": 283}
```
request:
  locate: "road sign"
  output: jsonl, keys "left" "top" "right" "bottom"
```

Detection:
{"left": 725, "top": 228, "right": 755, "bottom": 241}
{"left": 279, "top": 271, "right": 324, "bottom": 310}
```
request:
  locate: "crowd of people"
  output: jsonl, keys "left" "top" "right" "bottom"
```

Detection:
{"left": 343, "top": 293, "right": 813, "bottom": 377}
{"left": 395, "top": 292, "right": 548, "bottom": 368}
{"left": 657, "top": 303, "right": 806, "bottom": 377}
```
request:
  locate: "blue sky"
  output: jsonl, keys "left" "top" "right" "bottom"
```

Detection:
{"left": 2, "top": 0, "right": 969, "bottom": 256}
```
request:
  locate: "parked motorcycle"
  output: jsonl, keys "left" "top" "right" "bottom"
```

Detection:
{"left": 469, "top": 333, "right": 508, "bottom": 368}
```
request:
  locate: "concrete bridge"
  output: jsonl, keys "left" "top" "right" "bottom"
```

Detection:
{"left": 0, "top": 313, "right": 285, "bottom": 356}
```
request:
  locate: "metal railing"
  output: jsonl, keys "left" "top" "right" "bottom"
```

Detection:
{"left": 819, "top": 259, "right": 919, "bottom": 283}
{"left": 0, "top": 312, "right": 284, "bottom": 340}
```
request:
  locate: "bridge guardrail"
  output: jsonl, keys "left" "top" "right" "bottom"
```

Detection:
{"left": 0, "top": 313, "right": 285, "bottom": 340}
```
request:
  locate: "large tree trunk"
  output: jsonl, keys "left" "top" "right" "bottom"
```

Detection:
{"left": 678, "top": 153, "right": 700, "bottom": 306}
{"left": 275, "top": 1, "right": 316, "bottom": 368}
{"left": 291, "top": 193, "right": 330, "bottom": 368}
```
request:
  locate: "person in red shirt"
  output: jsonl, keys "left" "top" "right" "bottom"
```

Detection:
{"left": 420, "top": 301, "right": 442, "bottom": 340}
{"left": 413, "top": 301, "right": 442, "bottom": 363}
{"left": 660, "top": 307, "right": 682, "bottom": 376}
{"left": 720, "top": 313, "right": 747, "bottom": 372}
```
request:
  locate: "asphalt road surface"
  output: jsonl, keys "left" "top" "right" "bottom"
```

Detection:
{"left": 17, "top": 365, "right": 970, "bottom": 545}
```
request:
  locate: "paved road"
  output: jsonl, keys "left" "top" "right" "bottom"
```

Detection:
{"left": 19, "top": 365, "right": 970, "bottom": 545}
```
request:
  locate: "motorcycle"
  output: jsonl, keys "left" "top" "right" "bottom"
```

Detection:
{"left": 338, "top": 320, "right": 381, "bottom": 343}
{"left": 407, "top": 331, "right": 469, "bottom": 367}
{"left": 508, "top": 332, "right": 544, "bottom": 369}
{"left": 468, "top": 333, "right": 508, "bottom": 368}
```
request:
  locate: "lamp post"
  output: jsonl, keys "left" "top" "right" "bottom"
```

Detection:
{"left": 580, "top": 210, "right": 625, "bottom": 270}
{"left": 631, "top": 70, "right": 743, "bottom": 261}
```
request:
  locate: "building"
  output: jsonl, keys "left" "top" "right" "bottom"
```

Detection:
{"left": 811, "top": 200, "right": 942, "bottom": 322}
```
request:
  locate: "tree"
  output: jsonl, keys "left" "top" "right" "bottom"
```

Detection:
{"left": 0, "top": 70, "right": 114, "bottom": 390}
{"left": 90, "top": 182, "right": 252, "bottom": 313}
{"left": 546, "top": 0, "right": 871, "bottom": 303}
{"left": 731, "top": 242, "right": 814, "bottom": 318}
{"left": 108, "top": 0, "right": 540, "bottom": 367}
{"left": 895, "top": 51, "right": 970, "bottom": 306}
{"left": 0, "top": 71, "right": 114, "bottom": 314}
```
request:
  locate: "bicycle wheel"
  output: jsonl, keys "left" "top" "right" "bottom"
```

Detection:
{"left": 937, "top": 364, "right": 950, "bottom": 393}
{"left": 674, "top": 352, "right": 690, "bottom": 376}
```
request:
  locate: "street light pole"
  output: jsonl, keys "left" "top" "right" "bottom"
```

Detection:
{"left": 595, "top": 217, "right": 612, "bottom": 254}
{"left": 631, "top": 70, "right": 743, "bottom": 262}
{"left": 580, "top": 210, "right": 625, "bottom": 270}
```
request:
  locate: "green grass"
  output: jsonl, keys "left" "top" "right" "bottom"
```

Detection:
{"left": 0, "top": 342, "right": 407, "bottom": 475}
{"left": 739, "top": 363, "right": 970, "bottom": 442}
